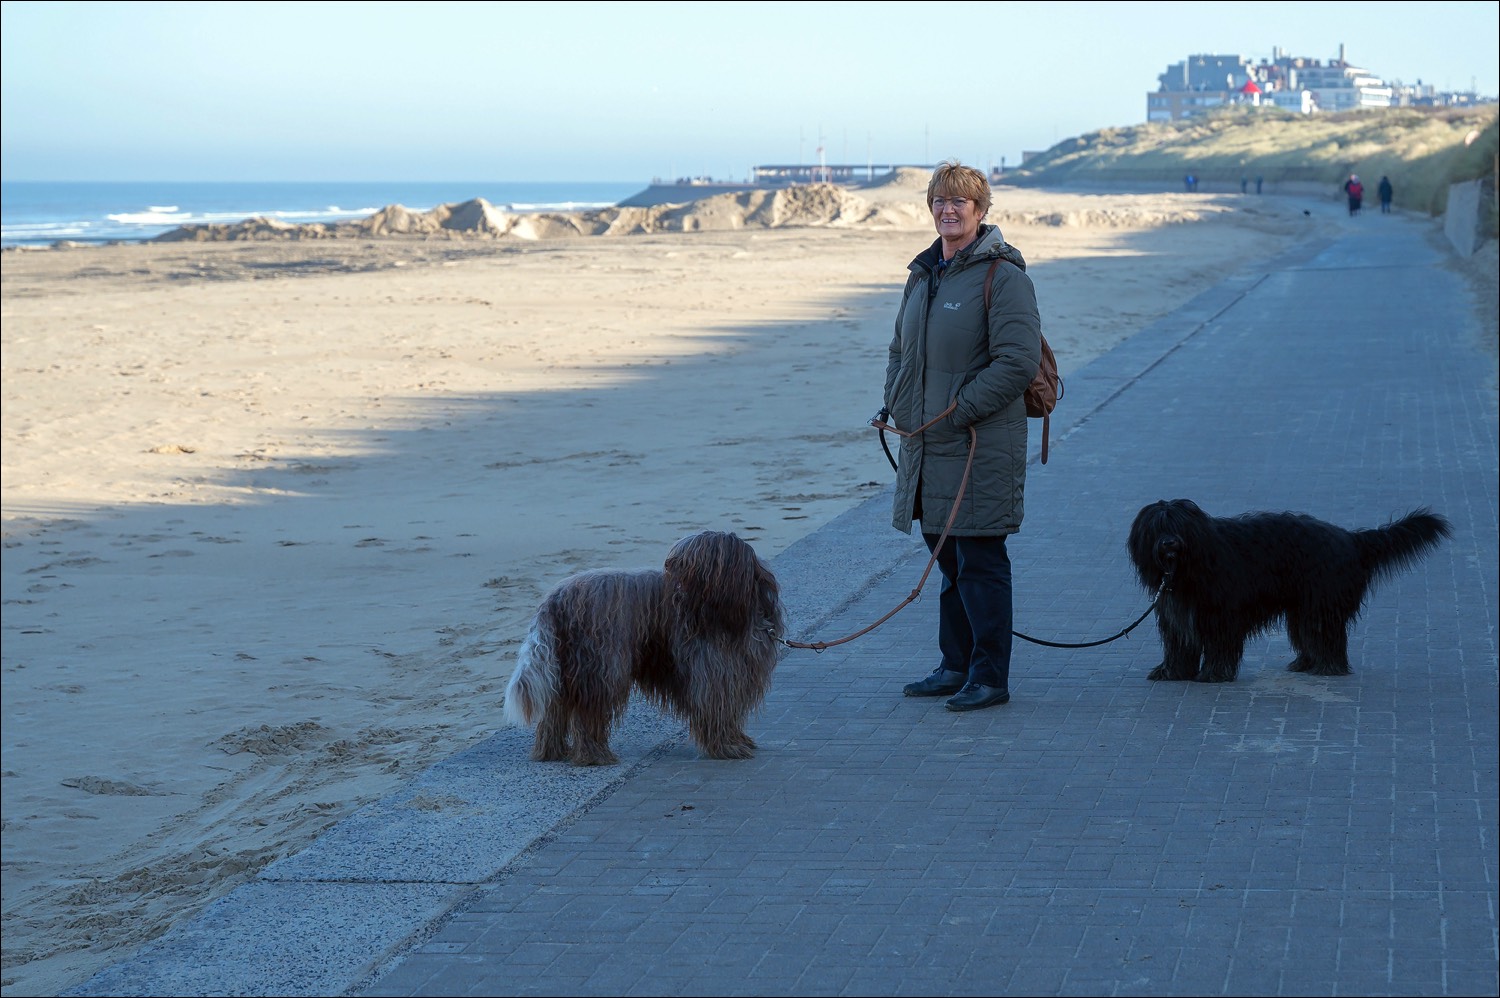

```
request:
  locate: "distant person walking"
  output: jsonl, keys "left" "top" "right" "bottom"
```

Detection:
{"left": 1241, "top": 175, "right": 1248, "bottom": 194}
{"left": 1255, "top": 175, "right": 1263, "bottom": 194}
{"left": 1344, "top": 174, "right": 1364, "bottom": 216}
{"left": 1378, "top": 175, "right": 1394, "bottom": 213}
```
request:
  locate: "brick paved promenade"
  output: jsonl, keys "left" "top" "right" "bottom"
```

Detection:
{"left": 72, "top": 211, "right": 1498, "bottom": 997}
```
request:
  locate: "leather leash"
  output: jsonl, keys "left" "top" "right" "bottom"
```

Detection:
{"left": 781, "top": 402, "right": 972, "bottom": 652}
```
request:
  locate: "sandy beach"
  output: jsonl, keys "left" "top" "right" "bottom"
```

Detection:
{"left": 3, "top": 174, "right": 1485, "bottom": 996}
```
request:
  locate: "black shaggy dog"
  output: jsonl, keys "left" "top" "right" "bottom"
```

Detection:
{"left": 504, "top": 531, "right": 785, "bottom": 766}
{"left": 1128, "top": 499, "right": 1451, "bottom": 682}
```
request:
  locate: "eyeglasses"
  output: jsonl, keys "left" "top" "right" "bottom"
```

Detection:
{"left": 931, "top": 197, "right": 971, "bottom": 209}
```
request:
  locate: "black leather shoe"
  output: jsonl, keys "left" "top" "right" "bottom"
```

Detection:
{"left": 945, "top": 683, "right": 1010, "bottom": 712}
{"left": 903, "top": 668, "right": 967, "bottom": 697}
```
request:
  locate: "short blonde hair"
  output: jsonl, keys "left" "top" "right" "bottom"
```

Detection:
{"left": 926, "top": 160, "right": 991, "bottom": 217}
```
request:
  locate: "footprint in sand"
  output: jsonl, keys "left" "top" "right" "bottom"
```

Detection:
{"left": 26, "top": 556, "right": 106, "bottom": 573}
{"left": 61, "top": 776, "right": 167, "bottom": 797}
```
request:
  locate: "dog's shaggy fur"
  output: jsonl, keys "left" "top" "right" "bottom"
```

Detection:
{"left": 503, "top": 531, "right": 785, "bottom": 765}
{"left": 1128, "top": 499, "right": 1451, "bottom": 682}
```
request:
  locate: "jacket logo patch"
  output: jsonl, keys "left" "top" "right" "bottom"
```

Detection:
{"left": 942, "top": 301, "right": 963, "bottom": 311}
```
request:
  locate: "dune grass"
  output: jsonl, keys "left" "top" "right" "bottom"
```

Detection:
{"left": 1014, "top": 105, "right": 1499, "bottom": 231}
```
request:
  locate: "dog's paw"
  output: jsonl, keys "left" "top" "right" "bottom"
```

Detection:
{"left": 702, "top": 741, "right": 756, "bottom": 760}
{"left": 1147, "top": 663, "right": 1191, "bottom": 681}
{"left": 1305, "top": 662, "right": 1353, "bottom": 677}
{"left": 1195, "top": 672, "right": 1237, "bottom": 683}
{"left": 1287, "top": 655, "right": 1314, "bottom": 673}
{"left": 531, "top": 743, "right": 570, "bottom": 763}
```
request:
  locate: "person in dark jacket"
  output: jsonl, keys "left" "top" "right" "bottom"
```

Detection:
{"left": 1378, "top": 175, "right": 1394, "bottom": 213}
{"left": 881, "top": 161, "right": 1042, "bottom": 712}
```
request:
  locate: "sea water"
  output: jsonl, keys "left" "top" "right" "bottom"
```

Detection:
{"left": 0, "top": 180, "right": 643, "bottom": 247}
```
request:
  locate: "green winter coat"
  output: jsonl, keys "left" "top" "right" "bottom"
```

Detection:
{"left": 883, "top": 223, "right": 1042, "bottom": 536}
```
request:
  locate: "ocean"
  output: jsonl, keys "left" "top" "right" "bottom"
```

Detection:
{"left": 0, "top": 180, "right": 645, "bottom": 247}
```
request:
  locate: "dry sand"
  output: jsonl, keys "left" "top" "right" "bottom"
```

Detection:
{"left": 1, "top": 174, "right": 1462, "bottom": 995}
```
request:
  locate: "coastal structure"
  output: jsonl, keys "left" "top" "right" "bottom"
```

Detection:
{"left": 617, "top": 163, "right": 935, "bottom": 208}
{"left": 1148, "top": 44, "right": 1493, "bottom": 121}
{"left": 750, "top": 162, "right": 929, "bottom": 184}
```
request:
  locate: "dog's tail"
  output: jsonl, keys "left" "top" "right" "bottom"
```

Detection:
{"left": 1357, "top": 508, "right": 1452, "bottom": 585}
{"left": 504, "top": 606, "right": 560, "bottom": 727}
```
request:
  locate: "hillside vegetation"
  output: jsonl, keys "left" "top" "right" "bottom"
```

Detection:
{"left": 1011, "top": 105, "right": 1499, "bottom": 230}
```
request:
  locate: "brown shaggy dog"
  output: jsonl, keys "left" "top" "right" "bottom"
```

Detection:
{"left": 504, "top": 531, "right": 785, "bottom": 766}
{"left": 1128, "top": 499, "right": 1451, "bottom": 683}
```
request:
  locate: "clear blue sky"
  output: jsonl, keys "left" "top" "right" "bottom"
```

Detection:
{"left": 2, "top": 0, "right": 1496, "bottom": 182}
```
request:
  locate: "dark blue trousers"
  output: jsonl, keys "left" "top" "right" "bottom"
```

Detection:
{"left": 922, "top": 533, "right": 1013, "bottom": 689}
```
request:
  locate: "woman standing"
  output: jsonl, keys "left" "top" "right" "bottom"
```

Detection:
{"left": 882, "top": 161, "right": 1042, "bottom": 712}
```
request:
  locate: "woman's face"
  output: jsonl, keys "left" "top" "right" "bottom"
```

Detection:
{"left": 930, "top": 191, "right": 982, "bottom": 248}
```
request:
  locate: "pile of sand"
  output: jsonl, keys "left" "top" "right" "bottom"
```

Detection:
{"left": 856, "top": 166, "right": 934, "bottom": 197}
{"left": 155, "top": 215, "right": 316, "bottom": 241}
{"left": 153, "top": 184, "right": 929, "bottom": 243}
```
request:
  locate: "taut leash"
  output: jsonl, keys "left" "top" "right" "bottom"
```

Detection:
{"left": 782, "top": 406, "right": 1163, "bottom": 653}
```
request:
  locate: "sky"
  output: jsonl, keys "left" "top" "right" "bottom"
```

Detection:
{"left": 2, "top": 0, "right": 1496, "bottom": 183}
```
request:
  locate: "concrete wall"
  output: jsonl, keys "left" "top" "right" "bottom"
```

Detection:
{"left": 1444, "top": 178, "right": 1486, "bottom": 256}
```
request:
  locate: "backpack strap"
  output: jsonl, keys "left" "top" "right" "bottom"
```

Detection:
{"left": 982, "top": 258, "right": 1050, "bottom": 464}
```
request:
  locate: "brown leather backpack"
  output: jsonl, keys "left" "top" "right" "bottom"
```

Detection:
{"left": 984, "top": 258, "right": 1062, "bottom": 463}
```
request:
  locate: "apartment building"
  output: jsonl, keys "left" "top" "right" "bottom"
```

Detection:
{"left": 1148, "top": 45, "right": 1395, "bottom": 121}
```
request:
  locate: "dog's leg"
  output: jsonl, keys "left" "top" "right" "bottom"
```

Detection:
{"left": 1147, "top": 603, "right": 1201, "bottom": 681}
{"left": 682, "top": 679, "right": 757, "bottom": 760}
{"left": 688, "top": 713, "right": 756, "bottom": 760}
{"left": 531, "top": 699, "right": 571, "bottom": 762}
{"left": 695, "top": 698, "right": 758, "bottom": 758}
{"left": 661, "top": 635, "right": 763, "bottom": 760}
{"left": 1286, "top": 609, "right": 1317, "bottom": 673}
{"left": 1197, "top": 624, "right": 1246, "bottom": 683}
{"left": 568, "top": 712, "right": 620, "bottom": 766}
{"left": 1302, "top": 609, "right": 1355, "bottom": 676}
{"left": 566, "top": 661, "right": 626, "bottom": 766}
{"left": 1286, "top": 600, "right": 1355, "bottom": 676}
